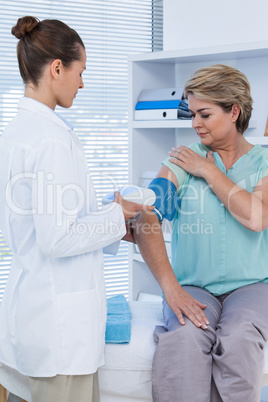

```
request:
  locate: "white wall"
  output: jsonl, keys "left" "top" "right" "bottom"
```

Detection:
{"left": 164, "top": 0, "right": 268, "bottom": 51}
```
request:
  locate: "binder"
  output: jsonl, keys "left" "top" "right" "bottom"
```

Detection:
{"left": 138, "top": 87, "right": 184, "bottom": 101}
{"left": 178, "top": 108, "right": 192, "bottom": 118}
{"left": 135, "top": 99, "right": 188, "bottom": 110}
{"left": 135, "top": 107, "right": 191, "bottom": 120}
{"left": 135, "top": 108, "right": 189, "bottom": 120}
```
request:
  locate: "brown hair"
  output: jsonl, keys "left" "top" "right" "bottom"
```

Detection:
{"left": 11, "top": 16, "right": 85, "bottom": 86}
{"left": 184, "top": 64, "right": 253, "bottom": 134}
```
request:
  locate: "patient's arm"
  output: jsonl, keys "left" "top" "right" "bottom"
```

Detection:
{"left": 132, "top": 165, "right": 209, "bottom": 329}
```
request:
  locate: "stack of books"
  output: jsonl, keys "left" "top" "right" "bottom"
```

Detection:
{"left": 134, "top": 87, "right": 192, "bottom": 120}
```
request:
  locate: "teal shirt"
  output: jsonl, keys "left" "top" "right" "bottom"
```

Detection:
{"left": 162, "top": 143, "right": 268, "bottom": 296}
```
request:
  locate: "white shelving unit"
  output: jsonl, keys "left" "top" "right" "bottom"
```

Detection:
{"left": 133, "top": 119, "right": 258, "bottom": 130}
{"left": 128, "top": 42, "right": 268, "bottom": 301}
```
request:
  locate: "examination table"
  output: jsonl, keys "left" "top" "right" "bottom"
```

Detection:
{"left": 0, "top": 301, "right": 268, "bottom": 401}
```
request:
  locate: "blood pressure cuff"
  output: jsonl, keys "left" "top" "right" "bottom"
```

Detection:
{"left": 147, "top": 177, "right": 180, "bottom": 222}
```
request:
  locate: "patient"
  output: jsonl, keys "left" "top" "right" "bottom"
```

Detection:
{"left": 132, "top": 64, "right": 268, "bottom": 401}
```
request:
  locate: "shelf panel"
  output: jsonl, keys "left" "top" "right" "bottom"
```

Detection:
{"left": 245, "top": 136, "right": 268, "bottom": 145}
{"left": 163, "top": 232, "right": 171, "bottom": 242}
{"left": 133, "top": 253, "right": 144, "bottom": 263}
{"left": 133, "top": 119, "right": 193, "bottom": 129}
{"left": 133, "top": 120, "right": 257, "bottom": 130}
{"left": 133, "top": 252, "right": 171, "bottom": 263}
{"left": 129, "top": 41, "right": 268, "bottom": 64}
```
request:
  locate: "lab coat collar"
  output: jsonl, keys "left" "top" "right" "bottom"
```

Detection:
{"left": 18, "top": 97, "right": 74, "bottom": 131}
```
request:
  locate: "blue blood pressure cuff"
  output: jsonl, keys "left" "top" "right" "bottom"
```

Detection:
{"left": 147, "top": 177, "right": 180, "bottom": 222}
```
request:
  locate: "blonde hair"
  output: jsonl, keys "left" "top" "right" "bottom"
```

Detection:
{"left": 184, "top": 64, "right": 253, "bottom": 134}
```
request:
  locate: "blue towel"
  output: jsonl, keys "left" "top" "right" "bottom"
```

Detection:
{"left": 105, "top": 294, "right": 132, "bottom": 344}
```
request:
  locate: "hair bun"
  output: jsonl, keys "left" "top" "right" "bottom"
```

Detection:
{"left": 11, "top": 16, "right": 39, "bottom": 39}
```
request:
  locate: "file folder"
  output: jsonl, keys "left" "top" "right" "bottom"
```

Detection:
{"left": 177, "top": 108, "right": 192, "bottom": 119}
{"left": 138, "top": 87, "right": 184, "bottom": 101}
{"left": 135, "top": 99, "right": 188, "bottom": 110}
{"left": 135, "top": 108, "right": 190, "bottom": 120}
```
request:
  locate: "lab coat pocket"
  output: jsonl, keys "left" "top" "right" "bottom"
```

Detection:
{"left": 56, "top": 289, "right": 100, "bottom": 374}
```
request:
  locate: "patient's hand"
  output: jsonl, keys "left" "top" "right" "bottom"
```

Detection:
{"left": 163, "top": 283, "right": 209, "bottom": 330}
{"left": 169, "top": 145, "right": 215, "bottom": 178}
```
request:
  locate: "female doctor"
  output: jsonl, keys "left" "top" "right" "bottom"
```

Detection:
{"left": 0, "top": 16, "right": 151, "bottom": 402}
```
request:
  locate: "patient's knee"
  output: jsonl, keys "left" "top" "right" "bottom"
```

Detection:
{"left": 215, "top": 317, "right": 266, "bottom": 359}
{"left": 159, "top": 320, "right": 213, "bottom": 355}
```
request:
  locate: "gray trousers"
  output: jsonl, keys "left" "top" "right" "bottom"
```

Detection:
{"left": 152, "top": 282, "right": 268, "bottom": 402}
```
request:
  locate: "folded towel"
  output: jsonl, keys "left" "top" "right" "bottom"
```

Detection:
{"left": 105, "top": 294, "right": 132, "bottom": 344}
{"left": 106, "top": 294, "right": 132, "bottom": 317}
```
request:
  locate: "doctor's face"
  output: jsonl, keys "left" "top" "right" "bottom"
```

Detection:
{"left": 56, "top": 46, "right": 87, "bottom": 109}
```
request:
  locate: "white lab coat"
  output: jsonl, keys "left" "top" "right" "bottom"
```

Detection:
{"left": 0, "top": 97, "right": 126, "bottom": 377}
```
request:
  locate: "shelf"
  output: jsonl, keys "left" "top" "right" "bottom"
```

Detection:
{"left": 133, "top": 252, "right": 171, "bottom": 264}
{"left": 133, "top": 119, "right": 257, "bottom": 130}
{"left": 133, "top": 120, "right": 193, "bottom": 129}
{"left": 245, "top": 136, "right": 268, "bottom": 145}
{"left": 163, "top": 232, "right": 171, "bottom": 242}
{"left": 133, "top": 253, "right": 144, "bottom": 263}
{"left": 133, "top": 232, "right": 171, "bottom": 265}
{"left": 128, "top": 40, "right": 268, "bottom": 300}
{"left": 129, "top": 41, "right": 268, "bottom": 64}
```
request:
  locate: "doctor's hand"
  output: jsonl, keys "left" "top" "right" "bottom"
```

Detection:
{"left": 113, "top": 192, "right": 154, "bottom": 223}
{"left": 121, "top": 222, "right": 136, "bottom": 244}
{"left": 163, "top": 282, "right": 209, "bottom": 330}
